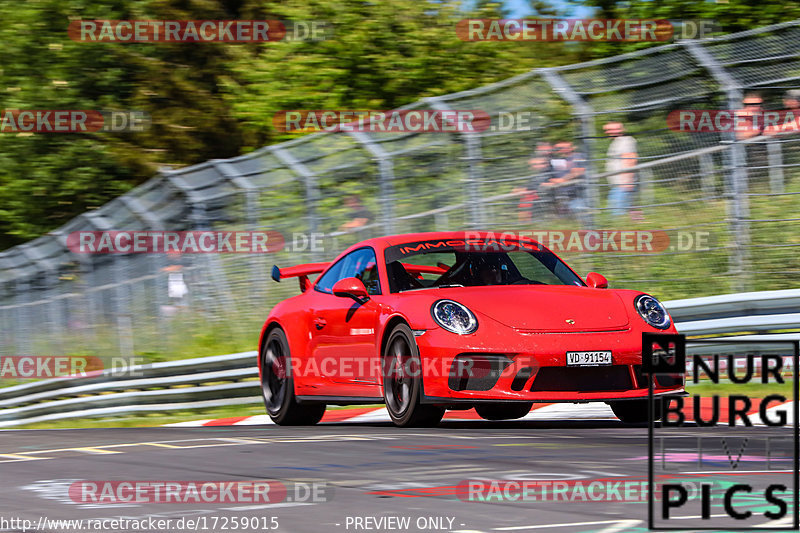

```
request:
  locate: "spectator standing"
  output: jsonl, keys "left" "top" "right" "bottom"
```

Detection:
{"left": 541, "top": 141, "right": 587, "bottom": 221}
{"left": 161, "top": 252, "right": 188, "bottom": 317}
{"left": 603, "top": 122, "right": 638, "bottom": 217}
{"left": 734, "top": 93, "right": 771, "bottom": 183}
{"left": 735, "top": 93, "right": 765, "bottom": 140}
{"left": 768, "top": 89, "right": 800, "bottom": 135}
{"left": 339, "top": 195, "right": 373, "bottom": 233}
{"left": 515, "top": 142, "right": 554, "bottom": 222}
{"left": 783, "top": 89, "right": 800, "bottom": 129}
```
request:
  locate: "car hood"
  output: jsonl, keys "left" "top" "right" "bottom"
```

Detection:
{"left": 431, "top": 285, "right": 631, "bottom": 332}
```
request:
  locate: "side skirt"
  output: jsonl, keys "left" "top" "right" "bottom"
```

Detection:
{"left": 295, "top": 395, "right": 383, "bottom": 406}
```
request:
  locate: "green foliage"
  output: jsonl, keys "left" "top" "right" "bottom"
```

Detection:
{"left": 0, "top": 0, "right": 258, "bottom": 249}
{"left": 0, "top": 0, "right": 586, "bottom": 250}
{"left": 569, "top": 0, "right": 800, "bottom": 58}
{"left": 220, "top": 0, "right": 581, "bottom": 149}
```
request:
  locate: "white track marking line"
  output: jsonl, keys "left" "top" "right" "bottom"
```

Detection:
{"left": 347, "top": 407, "right": 391, "bottom": 422}
{"left": 596, "top": 520, "right": 643, "bottom": 533}
{"left": 760, "top": 515, "right": 794, "bottom": 527}
{"left": 162, "top": 419, "right": 212, "bottom": 427}
{"left": 667, "top": 513, "right": 732, "bottom": 519}
{"left": 223, "top": 502, "right": 314, "bottom": 511}
{"left": 0, "top": 453, "right": 49, "bottom": 462}
{"left": 73, "top": 447, "right": 124, "bottom": 454}
{"left": 494, "top": 519, "right": 643, "bottom": 530}
{"left": 382, "top": 466, "right": 492, "bottom": 476}
{"left": 522, "top": 403, "right": 617, "bottom": 420}
{"left": 232, "top": 415, "right": 274, "bottom": 425}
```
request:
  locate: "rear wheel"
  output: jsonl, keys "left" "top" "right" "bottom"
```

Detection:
{"left": 260, "top": 328, "right": 325, "bottom": 425}
{"left": 475, "top": 402, "right": 533, "bottom": 420}
{"left": 382, "top": 324, "right": 445, "bottom": 427}
{"left": 609, "top": 399, "right": 663, "bottom": 424}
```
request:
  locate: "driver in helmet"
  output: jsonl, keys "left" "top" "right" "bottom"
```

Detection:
{"left": 469, "top": 253, "right": 506, "bottom": 285}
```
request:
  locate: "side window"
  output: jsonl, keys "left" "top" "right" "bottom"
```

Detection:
{"left": 314, "top": 247, "right": 381, "bottom": 295}
{"left": 344, "top": 248, "right": 381, "bottom": 295}
{"left": 314, "top": 259, "right": 345, "bottom": 294}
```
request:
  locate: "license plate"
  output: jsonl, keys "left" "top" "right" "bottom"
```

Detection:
{"left": 566, "top": 351, "right": 612, "bottom": 366}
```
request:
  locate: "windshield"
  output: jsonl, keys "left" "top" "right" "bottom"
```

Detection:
{"left": 384, "top": 238, "right": 585, "bottom": 293}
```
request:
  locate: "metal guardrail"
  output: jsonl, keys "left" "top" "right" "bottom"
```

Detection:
{"left": 0, "top": 351, "right": 261, "bottom": 428}
{"left": 0, "top": 290, "right": 797, "bottom": 428}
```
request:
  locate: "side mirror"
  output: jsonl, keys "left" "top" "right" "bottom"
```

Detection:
{"left": 585, "top": 272, "right": 608, "bottom": 289}
{"left": 332, "top": 277, "right": 370, "bottom": 304}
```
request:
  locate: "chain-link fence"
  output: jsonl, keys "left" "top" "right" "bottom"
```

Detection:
{"left": 2, "top": 20, "right": 800, "bottom": 359}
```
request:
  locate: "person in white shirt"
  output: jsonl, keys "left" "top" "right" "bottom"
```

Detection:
{"left": 603, "top": 122, "right": 638, "bottom": 217}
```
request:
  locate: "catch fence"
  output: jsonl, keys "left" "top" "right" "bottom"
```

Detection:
{"left": 1, "top": 20, "right": 799, "bottom": 358}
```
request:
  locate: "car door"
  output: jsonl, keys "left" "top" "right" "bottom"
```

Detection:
{"left": 307, "top": 247, "right": 382, "bottom": 397}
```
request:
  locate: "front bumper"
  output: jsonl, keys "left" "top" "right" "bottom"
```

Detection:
{"left": 415, "top": 326, "right": 683, "bottom": 403}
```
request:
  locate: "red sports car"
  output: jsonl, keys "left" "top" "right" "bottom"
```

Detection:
{"left": 258, "top": 231, "right": 683, "bottom": 427}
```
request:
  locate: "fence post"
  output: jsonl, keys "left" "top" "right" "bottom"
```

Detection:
{"left": 684, "top": 40, "right": 749, "bottom": 292}
{"left": 87, "top": 264, "right": 101, "bottom": 349}
{"left": 540, "top": 68, "right": 597, "bottom": 229}
{"left": 699, "top": 152, "right": 716, "bottom": 197}
{"left": 211, "top": 160, "right": 264, "bottom": 306}
{"left": 245, "top": 189, "right": 264, "bottom": 310}
{"left": 639, "top": 168, "right": 655, "bottom": 206}
{"left": 14, "top": 279, "right": 29, "bottom": 357}
{"left": 112, "top": 255, "right": 134, "bottom": 359}
{"left": 766, "top": 139, "right": 785, "bottom": 194}
{"left": 348, "top": 131, "right": 395, "bottom": 234}
{"left": 426, "top": 97, "right": 485, "bottom": 228}
{"left": 48, "top": 270, "right": 65, "bottom": 357}
{"left": 272, "top": 147, "right": 322, "bottom": 261}
{"left": 150, "top": 252, "right": 167, "bottom": 354}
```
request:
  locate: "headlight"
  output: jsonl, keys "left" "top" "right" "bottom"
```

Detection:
{"left": 431, "top": 299, "right": 478, "bottom": 335}
{"left": 635, "top": 294, "right": 671, "bottom": 329}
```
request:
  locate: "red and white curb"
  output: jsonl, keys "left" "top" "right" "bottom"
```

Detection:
{"left": 163, "top": 398, "right": 793, "bottom": 427}
{"left": 164, "top": 403, "right": 623, "bottom": 427}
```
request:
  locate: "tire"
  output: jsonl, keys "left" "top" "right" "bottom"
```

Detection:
{"left": 260, "top": 328, "right": 326, "bottom": 425}
{"left": 382, "top": 324, "right": 445, "bottom": 427}
{"left": 475, "top": 402, "right": 533, "bottom": 421}
{"left": 609, "top": 398, "right": 663, "bottom": 424}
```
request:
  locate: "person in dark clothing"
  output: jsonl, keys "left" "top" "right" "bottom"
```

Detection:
{"left": 516, "top": 142, "right": 554, "bottom": 222}
{"left": 540, "top": 141, "right": 586, "bottom": 219}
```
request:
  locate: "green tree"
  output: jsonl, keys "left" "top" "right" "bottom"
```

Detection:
{"left": 221, "top": 0, "right": 580, "bottom": 148}
{"left": 568, "top": 0, "right": 800, "bottom": 57}
{"left": 0, "top": 0, "right": 258, "bottom": 249}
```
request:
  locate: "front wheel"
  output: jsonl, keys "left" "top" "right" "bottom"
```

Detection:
{"left": 609, "top": 399, "right": 663, "bottom": 424}
{"left": 382, "top": 324, "right": 445, "bottom": 427}
{"left": 475, "top": 402, "right": 533, "bottom": 420}
{"left": 260, "top": 328, "right": 326, "bottom": 425}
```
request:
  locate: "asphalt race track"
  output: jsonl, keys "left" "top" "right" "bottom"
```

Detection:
{"left": 0, "top": 417, "right": 795, "bottom": 533}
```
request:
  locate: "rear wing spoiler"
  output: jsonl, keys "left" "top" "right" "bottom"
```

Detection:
{"left": 402, "top": 263, "right": 447, "bottom": 276}
{"left": 271, "top": 262, "right": 330, "bottom": 292}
